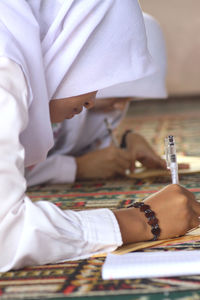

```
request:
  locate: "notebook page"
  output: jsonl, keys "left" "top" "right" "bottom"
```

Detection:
{"left": 102, "top": 251, "right": 200, "bottom": 280}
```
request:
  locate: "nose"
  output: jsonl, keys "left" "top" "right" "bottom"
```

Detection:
{"left": 83, "top": 98, "right": 95, "bottom": 109}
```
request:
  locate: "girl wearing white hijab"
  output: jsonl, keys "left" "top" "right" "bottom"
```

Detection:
{"left": 26, "top": 12, "right": 167, "bottom": 186}
{"left": 0, "top": 0, "right": 200, "bottom": 271}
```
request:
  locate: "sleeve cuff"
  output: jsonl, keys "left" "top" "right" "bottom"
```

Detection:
{"left": 78, "top": 208, "right": 123, "bottom": 255}
{"left": 58, "top": 155, "right": 77, "bottom": 183}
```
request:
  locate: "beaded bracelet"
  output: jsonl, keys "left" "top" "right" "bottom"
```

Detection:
{"left": 127, "top": 202, "right": 161, "bottom": 241}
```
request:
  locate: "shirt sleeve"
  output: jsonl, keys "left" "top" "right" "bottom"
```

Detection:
{"left": 0, "top": 57, "right": 122, "bottom": 272}
{"left": 26, "top": 104, "right": 128, "bottom": 186}
{"left": 26, "top": 154, "right": 77, "bottom": 186}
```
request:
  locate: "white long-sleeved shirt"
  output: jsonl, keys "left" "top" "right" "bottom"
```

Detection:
{"left": 0, "top": 57, "right": 122, "bottom": 272}
{"left": 25, "top": 103, "right": 126, "bottom": 186}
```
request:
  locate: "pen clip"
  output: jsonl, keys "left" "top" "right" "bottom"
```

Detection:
{"left": 165, "top": 137, "right": 170, "bottom": 169}
{"left": 168, "top": 136, "right": 177, "bottom": 163}
{"left": 165, "top": 135, "right": 179, "bottom": 184}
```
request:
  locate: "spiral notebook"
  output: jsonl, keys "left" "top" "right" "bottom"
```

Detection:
{"left": 102, "top": 250, "right": 200, "bottom": 280}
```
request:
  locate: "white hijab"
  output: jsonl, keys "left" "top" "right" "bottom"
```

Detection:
{"left": 0, "top": 0, "right": 156, "bottom": 167}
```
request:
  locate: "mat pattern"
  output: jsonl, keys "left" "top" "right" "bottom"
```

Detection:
{"left": 1, "top": 112, "right": 200, "bottom": 299}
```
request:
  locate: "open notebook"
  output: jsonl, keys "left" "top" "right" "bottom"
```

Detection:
{"left": 102, "top": 250, "right": 200, "bottom": 280}
{"left": 128, "top": 155, "right": 200, "bottom": 179}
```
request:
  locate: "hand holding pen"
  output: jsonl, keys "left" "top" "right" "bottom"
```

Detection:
{"left": 165, "top": 135, "right": 179, "bottom": 184}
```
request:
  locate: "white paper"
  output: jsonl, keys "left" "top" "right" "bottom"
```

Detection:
{"left": 102, "top": 251, "right": 200, "bottom": 280}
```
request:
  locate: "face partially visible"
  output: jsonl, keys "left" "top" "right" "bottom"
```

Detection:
{"left": 49, "top": 91, "right": 97, "bottom": 123}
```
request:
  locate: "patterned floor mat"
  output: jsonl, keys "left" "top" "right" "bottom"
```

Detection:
{"left": 1, "top": 109, "right": 200, "bottom": 300}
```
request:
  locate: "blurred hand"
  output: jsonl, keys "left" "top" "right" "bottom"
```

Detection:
{"left": 75, "top": 132, "right": 189, "bottom": 180}
{"left": 114, "top": 184, "right": 200, "bottom": 244}
{"left": 76, "top": 146, "right": 132, "bottom": 180}
{"left": 126, "top": 132, "right": 166, "bottom": 171}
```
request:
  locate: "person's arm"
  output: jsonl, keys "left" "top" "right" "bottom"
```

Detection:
{"left": 1, "top": 58, "right": 200, "bottom": 272}
{"left": 26, "top": 103, "right": 127, "bottom": 186}
{"left": 0, "top": 58, "right": 122, "bottom": 271}
{"left": 26, "top": 154, "right": 77, "bottom": 186}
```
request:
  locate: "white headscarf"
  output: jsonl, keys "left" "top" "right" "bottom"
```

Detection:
{"left": 0, "top": 0, "right": 156, "bottom": 167}
{"left": 97, "top": 13, "right": 167, "bottom": 99}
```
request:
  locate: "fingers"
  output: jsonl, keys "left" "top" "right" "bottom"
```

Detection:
{"left": 126, "top": 132, "right": 166, "bottom": 170}
{"left": 114, "top": 154, "right": 132, "bottom": 176}
{"left": 159, "top": 184, "right": 200, "bottom": 228}
{"left": 117, "top": 148, "right": 133, "bottom": 175}
{"left": 154, "top": 157, "right": 167, "bottom": 169}
{"left": 114, "top": 164, "right": 130, "bottom": 176}
{"left": 107, "top": 147, "right": 132, "bottom": 176}
{"left": 189, "top": 195, "right": 200, "bottom": 216}
{"left": 143, "top": 184, "right": 200, "bottom": 239}
{"left": 175, "top": 185, "right": 200, "bottom": 215}
{"left": 139, "top": 153, "right": 166, "bottom": 169}
{"left": 190, "top": 212, "right": 200, "bottom": 230}
{"left": 115, "top": 147, "right": 165, "bottom": 175}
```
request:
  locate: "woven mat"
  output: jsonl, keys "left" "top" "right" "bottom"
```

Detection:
{"left": 1, "top": 113, "right": 200, "bottom": 300}
{"left": 117, "top": 114, "right": 200, "bottom": 156}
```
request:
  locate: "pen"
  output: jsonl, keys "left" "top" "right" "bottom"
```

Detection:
{"left": 104, "top": 118, "right": 130, "bottom": 175}
{"left": 104, "top": 118, "right": 119, "bottom": 148}
{"left": 165, "top": 135, "right": 179, "bottom": 184}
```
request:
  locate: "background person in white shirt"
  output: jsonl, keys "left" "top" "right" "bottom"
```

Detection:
{"left": 0, "top": 0, "right": 200, "bottom": 272}
{"left": 26, "top": 97, "right": 166, "bottom": 185}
